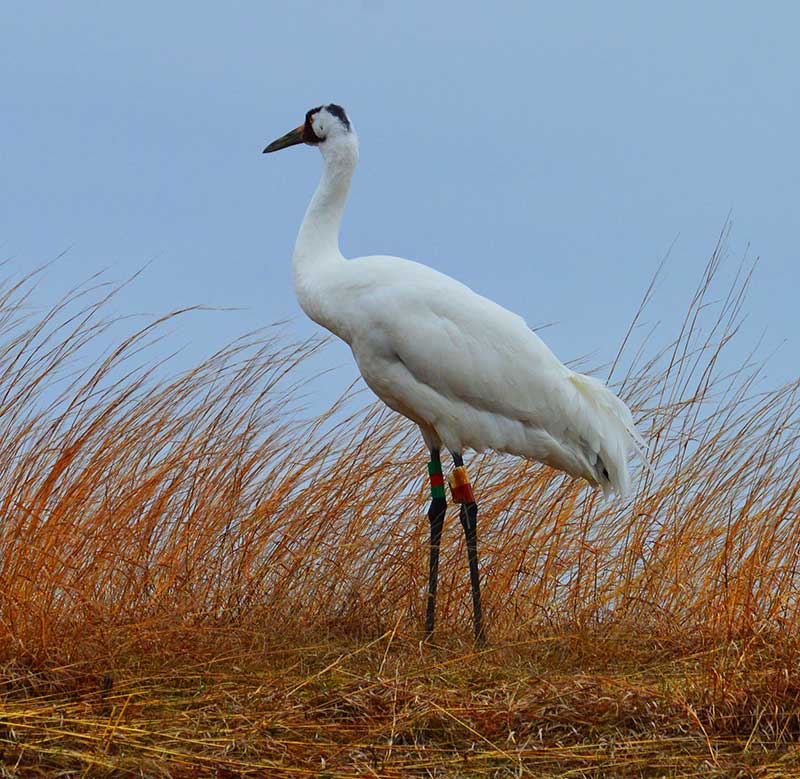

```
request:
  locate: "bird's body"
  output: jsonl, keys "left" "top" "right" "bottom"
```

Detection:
{"left": 299, "top": 249, "right": 639, "bottom": 496}
{"left": 264, "top": 104, "right": 645, "bottom": 641}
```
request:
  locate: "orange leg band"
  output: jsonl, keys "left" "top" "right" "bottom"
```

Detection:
{"left": 448, "top": 465, "right": 475, "bottom": 504}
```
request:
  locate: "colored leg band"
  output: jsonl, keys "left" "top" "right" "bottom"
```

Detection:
{"left": 428, "top": 460, "right": 446, "bottom": 499}
{"left": 448, "top": 465, "right": 475, "bottom": 504}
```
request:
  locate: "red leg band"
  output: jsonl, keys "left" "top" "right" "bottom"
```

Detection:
{"left": 448, "top": 466, "right": 474, "bottom": 504}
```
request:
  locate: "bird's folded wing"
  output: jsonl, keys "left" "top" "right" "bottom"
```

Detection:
{"left": 359, "top": 276, "right": 574, "bottom": 433}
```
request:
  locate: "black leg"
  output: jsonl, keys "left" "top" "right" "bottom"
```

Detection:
{"left": 452, "top": 453, "right": 485, "bottom": 645}
{"left": 459, "top": 501, "right": 484, "bottom": 644}
{"left": 425, "top": 497, "right": 447, "bottom": 637}
{"left": 424, "top": 449, "right": 447, "bottom": 638}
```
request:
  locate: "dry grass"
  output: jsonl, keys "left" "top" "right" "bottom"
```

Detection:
{"left": 4, "top": 632, "right": 800, "bottom": 777}
{"left": 1, "top": 229, "right": 799, "bottom": 776}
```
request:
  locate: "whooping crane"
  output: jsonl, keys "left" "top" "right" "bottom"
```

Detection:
{"left": 264, "top": 104, "right": 645, "bottom": 643}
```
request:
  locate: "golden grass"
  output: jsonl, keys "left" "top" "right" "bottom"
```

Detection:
{"left": 4, "top": 632, "right": 800, "bottom": 776}
{"left": 1, "top": 229, "right": 799, "bottom": 776}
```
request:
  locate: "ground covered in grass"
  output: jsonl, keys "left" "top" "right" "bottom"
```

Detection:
{"left": 3, "top": 627, "right": 800, "bottom": 777}
{"left": 2, "top": 238, "right": 800, "bottom": 776}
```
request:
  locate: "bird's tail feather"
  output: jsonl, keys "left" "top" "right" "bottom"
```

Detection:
{"left": 567, "top": 372, "right": 649, "bottom": 498}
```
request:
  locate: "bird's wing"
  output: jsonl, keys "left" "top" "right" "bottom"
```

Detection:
{"left": 338, "top": 255, "right": 643, "bottom": 495}
{"left": 344, "top": 255, "right": 570, "bottom": 427}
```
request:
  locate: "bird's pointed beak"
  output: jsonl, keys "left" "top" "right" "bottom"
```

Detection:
{"left": 263, "top": 124, "right": 304, "bottom": 153}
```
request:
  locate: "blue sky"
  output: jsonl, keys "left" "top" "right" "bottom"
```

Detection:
{"left": 2, "top": 2, "right": 798, "bottom": 404}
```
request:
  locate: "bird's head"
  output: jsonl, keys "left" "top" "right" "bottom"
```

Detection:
{"left": 263, "top": 104, "right": 355, "bottom": 156}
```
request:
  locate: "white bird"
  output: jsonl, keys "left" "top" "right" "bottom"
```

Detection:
{"left": 264, "top": 104, "right": 645, "bottom": 643}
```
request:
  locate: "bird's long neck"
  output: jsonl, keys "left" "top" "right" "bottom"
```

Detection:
{"left": 293, "top": 141, "right": 357, "bottom": 286}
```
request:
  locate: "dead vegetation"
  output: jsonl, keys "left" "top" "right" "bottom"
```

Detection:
{"left": 1, "top": 229, "right": 800, "bottom": 776}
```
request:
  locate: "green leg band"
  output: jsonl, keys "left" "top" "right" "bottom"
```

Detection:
{"left": 428, "top": 459, "right": 446, "bottom": 500}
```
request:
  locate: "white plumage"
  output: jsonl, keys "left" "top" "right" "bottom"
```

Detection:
{"left": 266, "top": 104, "right": 645, "bottom": 497}
{"left": 264, "top": 103, "right": 645, "bottom": 641}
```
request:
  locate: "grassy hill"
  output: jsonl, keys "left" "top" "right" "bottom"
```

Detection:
{"left": 2, "top": 236, "right": 799, "bottom": 776}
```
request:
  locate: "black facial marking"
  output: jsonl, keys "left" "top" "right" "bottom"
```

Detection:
{"left": 325, "top": 103, "right": 351, "bottom": 130}
{"left": 303, "top": 106, "right": 323, "bottom": 144}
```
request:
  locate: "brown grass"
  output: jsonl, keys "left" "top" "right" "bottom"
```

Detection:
{"left": 1, "top": 228, "right": 799, "bottom": 776}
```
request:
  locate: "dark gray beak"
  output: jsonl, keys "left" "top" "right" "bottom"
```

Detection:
{"left": 263, "top": 125, "right": 304, "bottom": 153}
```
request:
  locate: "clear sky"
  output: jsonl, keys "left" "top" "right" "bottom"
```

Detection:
{"left": 3, "top": 2, "right": 798, "bottom": 404}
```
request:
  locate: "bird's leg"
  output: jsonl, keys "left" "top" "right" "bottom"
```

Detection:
{"left": 450, "top": 453, "right": 485, "bottom": 645}
{"left": 424, "top": 448, "right": 447, "bottom": 639}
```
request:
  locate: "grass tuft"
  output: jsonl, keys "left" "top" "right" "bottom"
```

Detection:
{"left": 1, "top": 230, "right": 799, "bottom": 775}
